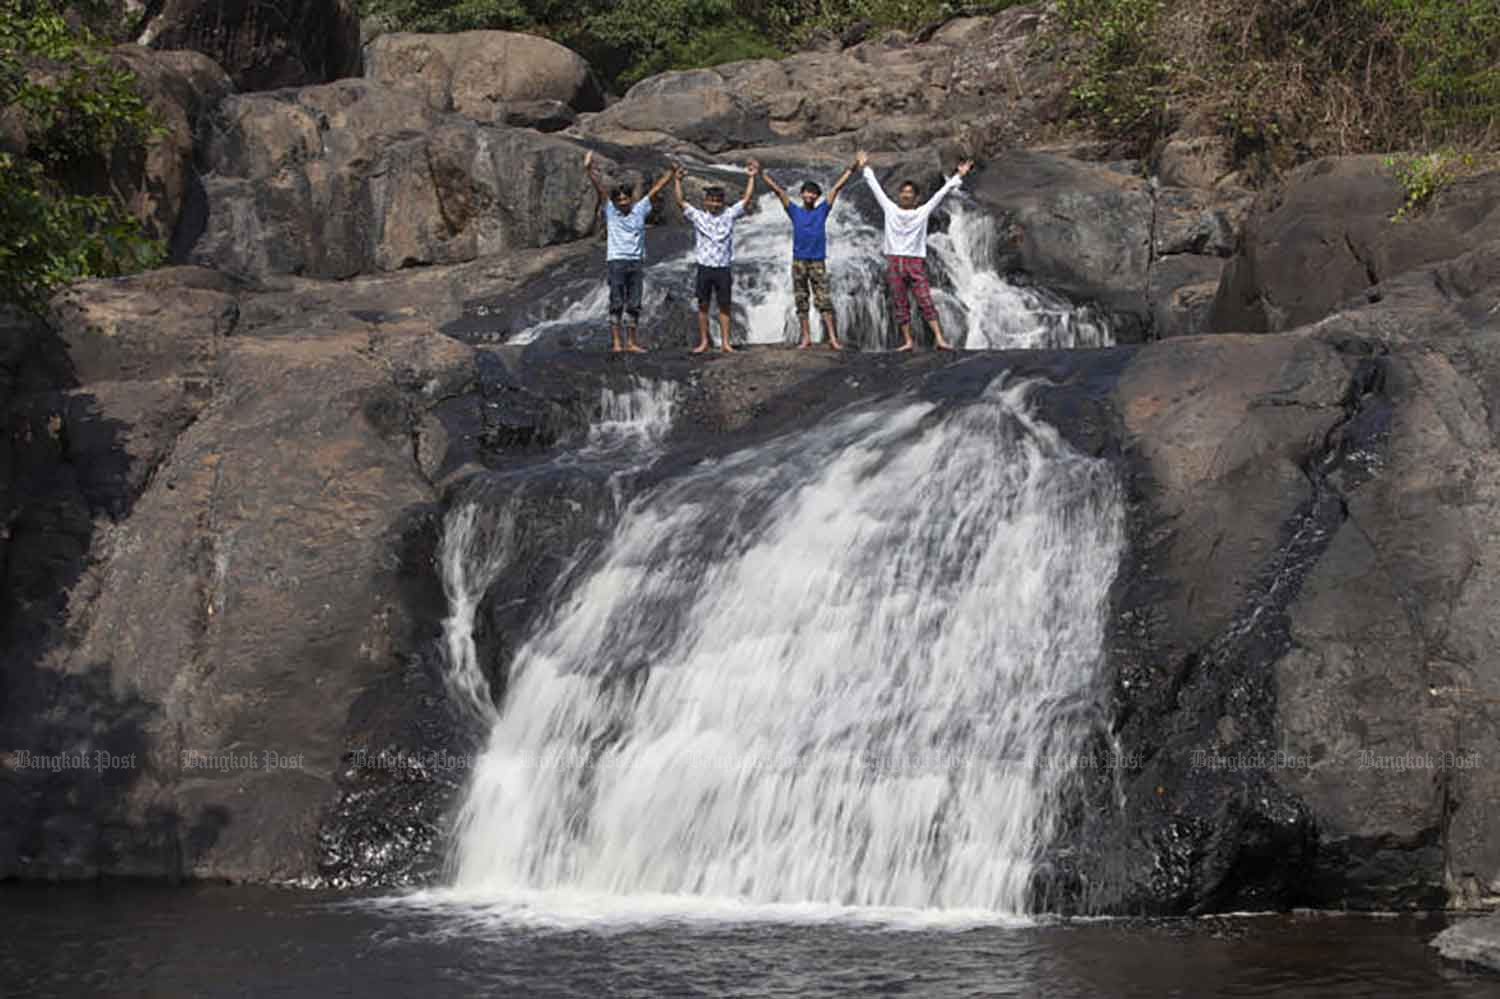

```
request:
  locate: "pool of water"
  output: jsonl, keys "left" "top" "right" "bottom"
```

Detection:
{"left": 1, "top": 884, "right": 1495, "bottom": 998}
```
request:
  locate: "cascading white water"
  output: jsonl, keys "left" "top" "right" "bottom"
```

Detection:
{"left": 508, "top": 188, "right": 1112, "bottom": 351}
{"left": 582, "top": 378, "right": 681, "bottom": 455}
{"left": 438, "top": 378, "right": 681, "bottom": 723}
{"left": 445, "top": 377, "right": 1124, "bottom": 916}
{"left": 438, "top": 502, "right": 512, "bottom": 726}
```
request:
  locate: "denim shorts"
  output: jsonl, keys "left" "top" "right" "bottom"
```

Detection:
{"left": 607, "top": 259, "right": 644, "bottom": 322}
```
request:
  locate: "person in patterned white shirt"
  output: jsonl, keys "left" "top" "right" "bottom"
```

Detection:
{"left": 672, "top": 160, "right": 759, "bottom": 354}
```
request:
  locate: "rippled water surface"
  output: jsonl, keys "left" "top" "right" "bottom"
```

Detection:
{"left": 2, "top": 884, "right": 1494, "bottom": 999}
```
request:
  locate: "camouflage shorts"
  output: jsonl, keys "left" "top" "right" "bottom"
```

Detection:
{"left": 792, "top": 259, "right": 833, "bottom": 315}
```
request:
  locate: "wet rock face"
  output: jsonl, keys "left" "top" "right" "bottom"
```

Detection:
{"left": 1054, "top": 243, "right": 1500, "bottom": 915}
{"left": 137, "top": 0, "right": 362, "bottom": 92}
{"left": 963, "top": 150, "right": 1249, "bottom": 341}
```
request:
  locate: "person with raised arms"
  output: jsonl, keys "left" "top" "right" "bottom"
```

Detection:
{"left": 760, "top": 160, "right": 858, "bottom": 350}
{"left": 584, "top": 150, "right": 675, "bottom": 353}
{"left": 672, "top": 160, "right": 758, "bottom": 354}
{"left": 856, "top": 149, "right": 974, "bottom": 352}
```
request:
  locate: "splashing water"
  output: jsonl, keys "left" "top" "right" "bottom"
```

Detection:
{"left": 442, "top": 376, "right": 1124, "bottom": 917}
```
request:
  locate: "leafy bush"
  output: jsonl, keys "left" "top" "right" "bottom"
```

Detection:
{"left": 1055, "top": 0, "right": 1167, "bottom": 140}
{"left": 0, "top": 0, "right": 163, "bottom": 313}
{"left": 1049, "top": 0, "right": 1498, "bottom": 164}
{"left": 1362, "top": 0, "right": 1500, "bottom": 130}
{"left": 1384, "top": 149, "right": 1476, "bottom": 221}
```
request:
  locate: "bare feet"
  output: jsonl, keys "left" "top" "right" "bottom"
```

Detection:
{"left": 721, "top": 342, "right": 735, "bottom": 353}
{"left": 626, "top": 342, "right": 647, "bottom": 353}
{"left": 797, "top": 339, "right": 811, "bottom": 350}
{"left": 935, "top": 339, "right": 954, "bottom": 351}
{"left": 611, "top": 342, "right": 623, "bottom": 353}
{"left": 691, "top": 342, "right": 709, "bottom": 354}
{"left": 895, "top": 341, "right": 915, "bottom": 352}
{"left": 828, "top": 339, "right": 843, "bottom": 351}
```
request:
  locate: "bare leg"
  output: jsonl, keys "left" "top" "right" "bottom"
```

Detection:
{"left": 820, "top": 310, "right": 842, "bottom": 350}
{"left": 610, "top": 321, "right": 623, "bottom": 352}
{"left": 693, "top": 307, "right": 710, "bottom": 353}
{"left": 930, "top": 316, "right": 954, "bottom": 351}
{"left": 625, "top": 325, "right": 646, "bottom": 352}
{"left": 896, "top": 322, "right": 915, "bottom": 352}
{"left": 797, "top": 315, "right": 812, "bottom": 349}
{"left": 718, "top": 309, "right": 735, "bottom": 353}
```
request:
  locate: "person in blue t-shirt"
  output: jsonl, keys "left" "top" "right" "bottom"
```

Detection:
{"left": 585, "top": 150, "right": 674, "bottom": 352}
{"left": 761, "top": 160, "right": 858, "bottom": 350}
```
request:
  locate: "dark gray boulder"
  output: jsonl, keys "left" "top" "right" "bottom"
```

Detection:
{"left": 1210, "top": 155, "right": 1500, "bottom": 333}
{"left": 184, "top": 79, "right": 603, "bottom": 281}
{"left": 363, "top": 31, "right": 606, "bottom": 120}
{"left": 137, "top": 0, "right": 362, "bottom": 92}
{"left": 1434, "top": 915, "right": 1500, "bottom": 973}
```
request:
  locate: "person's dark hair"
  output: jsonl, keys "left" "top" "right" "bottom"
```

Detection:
{"left": 703, "top": 186, "right": 725, "bottom": 199}
{"left": 899, "top": 180, "right": 919, "bottom": 195}
{"left": 801, "top": 181, "right": 822, "bottom": 197}
{"left": 610, "top": 185, "right": 633, "bottom": 202}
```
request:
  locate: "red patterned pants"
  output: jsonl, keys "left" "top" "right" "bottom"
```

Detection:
{"left": 885, "top": 255, "right": 936, "bottom": 325}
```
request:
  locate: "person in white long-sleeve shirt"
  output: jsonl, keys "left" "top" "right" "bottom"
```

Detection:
{"left": 856, "top": 149, "right": 973, "bottom": 351}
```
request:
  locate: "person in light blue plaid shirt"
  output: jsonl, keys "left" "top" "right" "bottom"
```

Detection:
{"left": 672, "top": 160, "right": 758, "bottom": 354}
{"left": 585, "top": 150, "right": 674, "bottom": 352}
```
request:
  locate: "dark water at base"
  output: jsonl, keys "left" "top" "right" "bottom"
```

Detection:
{"left": 1, "top": 884, "right": 1495, "bottom": 999}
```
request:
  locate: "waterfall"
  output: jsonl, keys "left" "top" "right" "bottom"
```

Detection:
{"left": 442, "top": 376, "right": 1124, "bottom": 916}
{"left": 507, "top": 193, "right": 1112, "bottom": 351}
{"left": 437, "top": 377, "right": 681, "bottom": 723}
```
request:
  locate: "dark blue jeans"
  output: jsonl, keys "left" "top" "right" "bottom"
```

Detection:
{"left": 607, "top": 259, "right": 644, "bottom": 324}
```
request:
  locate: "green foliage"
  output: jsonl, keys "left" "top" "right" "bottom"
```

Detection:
{"left": 1361, "top": 0, "right": 1500, "bottom": 129}
{"left": 1384, "top": 148, "right": 1475, "bottom": 221}
{"left": 0, "top": 153, "right": 164, "bottom": 312}
{"left": 0, "top": 0, "right": 163, "bottom": 312}
{"left": 359, "top": 0, "right": 539, "bottom": 33}
{"left": 1056, "top": 0, "right": 1168, "bottom": 139}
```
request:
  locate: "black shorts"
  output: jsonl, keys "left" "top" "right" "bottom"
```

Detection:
{"left": 695, "top": 265, "right": 732, "bottom": 311}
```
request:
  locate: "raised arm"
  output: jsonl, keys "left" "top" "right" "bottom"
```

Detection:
{"left": 741, "top": 160, "right": 759, "bottom": 208}
{"left": 917, "top": 158, "right": 974, "bottom": 217}
{"left": 857, "top": 150, "right": 896, "bottom": 213}
{"left": 583, "top": 150, "right": 607, "bottom": 206}
{"left": 645, "top": 166, "right": 674, "bottom": 201}
{"left": 825, "top": 158, "right": 858, "bottom": 209}
{"left": 760, "top": 166, "right": 790, "bottom": 209}
{"left": 671, "top": 162, "right": 688, "bottom": 210}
